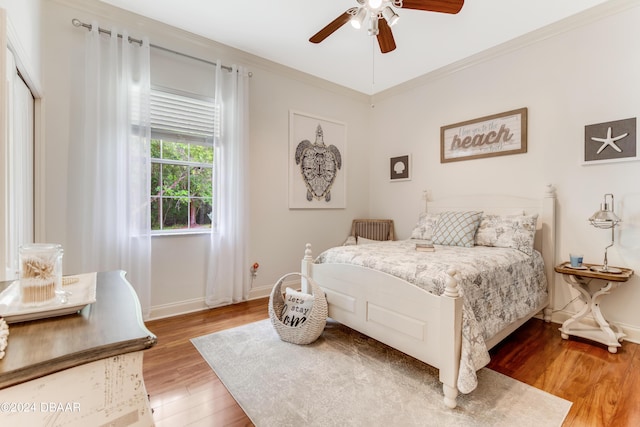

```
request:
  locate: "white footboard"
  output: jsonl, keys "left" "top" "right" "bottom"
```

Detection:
{"left": 301, "top": 243, "right": 463, "bottom": 408}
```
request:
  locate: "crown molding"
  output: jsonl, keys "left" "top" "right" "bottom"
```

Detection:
{"left": 371, "top": 0, "right": 639, "bottom": 103}
{"left": 51, "top": 0, "right": 636, "bottom": 105}
{"left": 50, "top": 0, "right": 371, "bottom": 105}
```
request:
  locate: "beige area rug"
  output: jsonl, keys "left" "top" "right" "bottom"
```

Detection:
{"left": 192, "top": 319, "right": 571, "bottom": 427}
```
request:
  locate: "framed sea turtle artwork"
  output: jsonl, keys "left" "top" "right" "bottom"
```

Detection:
{"left": 289, "top": 111, "right": 346, "bottom": 209}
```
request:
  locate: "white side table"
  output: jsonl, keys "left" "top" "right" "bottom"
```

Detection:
{"left": 555, "top": 262, "right": 633, "bottom": 353}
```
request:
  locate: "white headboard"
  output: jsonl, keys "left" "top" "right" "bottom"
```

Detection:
{"left": 424, "top": 184, "right": 557, "bottom": 315}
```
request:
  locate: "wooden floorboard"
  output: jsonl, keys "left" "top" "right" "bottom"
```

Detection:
{"left": 143, "top": 297, "right": 640, "bottom": 426}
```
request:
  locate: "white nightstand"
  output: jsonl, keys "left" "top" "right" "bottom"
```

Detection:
{"left": 555, "top": 262, "right": 634, "bottom": 353}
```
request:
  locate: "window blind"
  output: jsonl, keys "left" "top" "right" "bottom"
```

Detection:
{"left": 150, "top": 89, "right": 220, "bottom": 144}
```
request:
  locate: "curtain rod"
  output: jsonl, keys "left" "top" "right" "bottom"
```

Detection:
{"left": 71, "top": 18, "right": 244, "bottom": 74}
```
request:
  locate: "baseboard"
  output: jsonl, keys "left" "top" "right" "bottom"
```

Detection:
{"left": 250, "top": 276, "right": 303, "bottom": 299}
{"left": 551, "top": 310, "right": 640, "bottom": 345}
{"left": 148, "top": 297, "right": 210, "bottom": 321}
{"left": 147, "top": 278, "right": 299, "bottom": 321}
{"left": 249, "top": 284, "right": 272, "bottom": 300}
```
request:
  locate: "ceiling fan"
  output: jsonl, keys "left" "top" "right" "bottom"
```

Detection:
{"left": 309, "top": 0, "right": 464, "bottom": 54}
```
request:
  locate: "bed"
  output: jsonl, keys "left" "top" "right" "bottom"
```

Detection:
{"left": 300, "top": 186, "right": 556, "bottom": 408}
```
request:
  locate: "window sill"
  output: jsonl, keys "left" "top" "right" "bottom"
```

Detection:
{"left": 151, "top": 229, "right": 211, "bottom": 237}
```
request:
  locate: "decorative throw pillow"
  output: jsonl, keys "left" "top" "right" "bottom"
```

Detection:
{"left": 432, "top": 211, "right": 483, "bottom": 247}
{"left": 410, "top": 212, "right": 440, "bottom": 240}
{"left": 475, "top": 214, "right": 538, "bottom": 255}
{"left": 357, "top": 236, "right": 379, "bottom": 245}
{"left": 281, "top": 288, "right": 315, "bottom": 328}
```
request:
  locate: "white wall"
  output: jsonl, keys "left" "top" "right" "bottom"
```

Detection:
{"left": 38, "top": 0, "right": 640, "bottom": 340}
{"left": 42, "top": 0, "right": 371, "bottom": 318}
{"left": 0, "top": 0, "right": 42, "bottom": 85}
{"left": 369, "top": 2, "right": 640, "bottom": 340}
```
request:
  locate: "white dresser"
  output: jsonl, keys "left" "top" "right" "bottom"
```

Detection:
{"left": 0, "top": 271, "right": 157, "bottom": 426}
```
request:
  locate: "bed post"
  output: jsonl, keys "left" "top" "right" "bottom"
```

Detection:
{"left": 439, "top": 269, "right": 462, "bottom": 409}
{"left": 541, "top": 184, "right": 556, "bottom": 322}
{"left": 301, "top": 243, "right": 314, "bottom": 294}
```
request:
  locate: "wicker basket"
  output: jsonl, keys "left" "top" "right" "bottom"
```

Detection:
{"left": 269, "top": 272, "right": 328, "bottom": 345}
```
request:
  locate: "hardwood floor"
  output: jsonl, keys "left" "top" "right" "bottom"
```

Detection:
{"left": 143, "top": 298, "right": 640, "bottom": 426}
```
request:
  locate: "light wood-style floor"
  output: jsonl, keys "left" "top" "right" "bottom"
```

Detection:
{"left": 143, "top": 298, "right": 640, "bottom": 426}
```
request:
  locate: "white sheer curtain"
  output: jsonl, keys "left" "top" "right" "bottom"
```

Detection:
{"left": 1, "top": 49, "right": 34, "bottom": 281}
{"left": 67, "top": 23, "right": 152, "bottom": 316}
{"left": 205, "top": 62, "right": 251, "bottom": 307}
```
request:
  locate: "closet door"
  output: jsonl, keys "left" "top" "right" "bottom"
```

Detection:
{"left": 1, "top": 48, "right": 34, "bottom": 280}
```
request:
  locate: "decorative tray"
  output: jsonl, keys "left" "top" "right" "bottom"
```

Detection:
{"left": 0, "top": 272, "right": 97, "bottom": 324}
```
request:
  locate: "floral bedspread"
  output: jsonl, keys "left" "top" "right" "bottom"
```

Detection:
{"left": 314, "top": 239, "right": 548, "bottom": 394}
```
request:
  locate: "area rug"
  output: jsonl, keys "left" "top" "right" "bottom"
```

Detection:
{"left": 192, "top": 319, "right": 571, "bottom": 427}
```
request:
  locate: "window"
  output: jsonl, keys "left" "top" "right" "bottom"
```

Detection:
{"left": 150, "top": 89, "right": 219, "bottom": 233}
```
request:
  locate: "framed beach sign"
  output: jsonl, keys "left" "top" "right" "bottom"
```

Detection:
{"left": 440, "top": 108, "right": 528, "bottom": 163}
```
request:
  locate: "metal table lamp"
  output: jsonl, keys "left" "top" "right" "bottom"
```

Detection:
{"left": 589, "top": 193, "right": 622, "bottom": 273}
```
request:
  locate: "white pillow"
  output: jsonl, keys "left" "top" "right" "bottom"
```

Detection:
{"left": 356, "top": 236, "right": 379, "bottom": 245}
{"left": 343, "top": 236, "right": 357, "bottom": 246}
{"left": 281, "top": 287, "right": 315, "bottom": 328}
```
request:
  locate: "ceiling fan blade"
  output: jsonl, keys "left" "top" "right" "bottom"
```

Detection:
{"left": 309, "top": 11, "right": 351, "bottom": 44}
{"left": 400, "top": 0, "right": 464, "bottom": 14}
{"left": 377, "top": 19, "right": 396, "bottom": 53}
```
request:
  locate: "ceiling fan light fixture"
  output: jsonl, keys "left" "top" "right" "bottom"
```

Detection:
{"left": 350, "top": 7, "right": 367, "bottom": 29}
{"left": 368, "top": 14, "right": 379, "bottom": 36}
{"left": 309, "top": 0, "right": 464, "bottom": 54}
{"left": 382, "top": 6, "right": 399, "bottom": 27}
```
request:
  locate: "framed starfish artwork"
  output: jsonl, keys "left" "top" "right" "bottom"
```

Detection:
{"left": 584, "top": 118, "right": 637, "bottom": 165}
